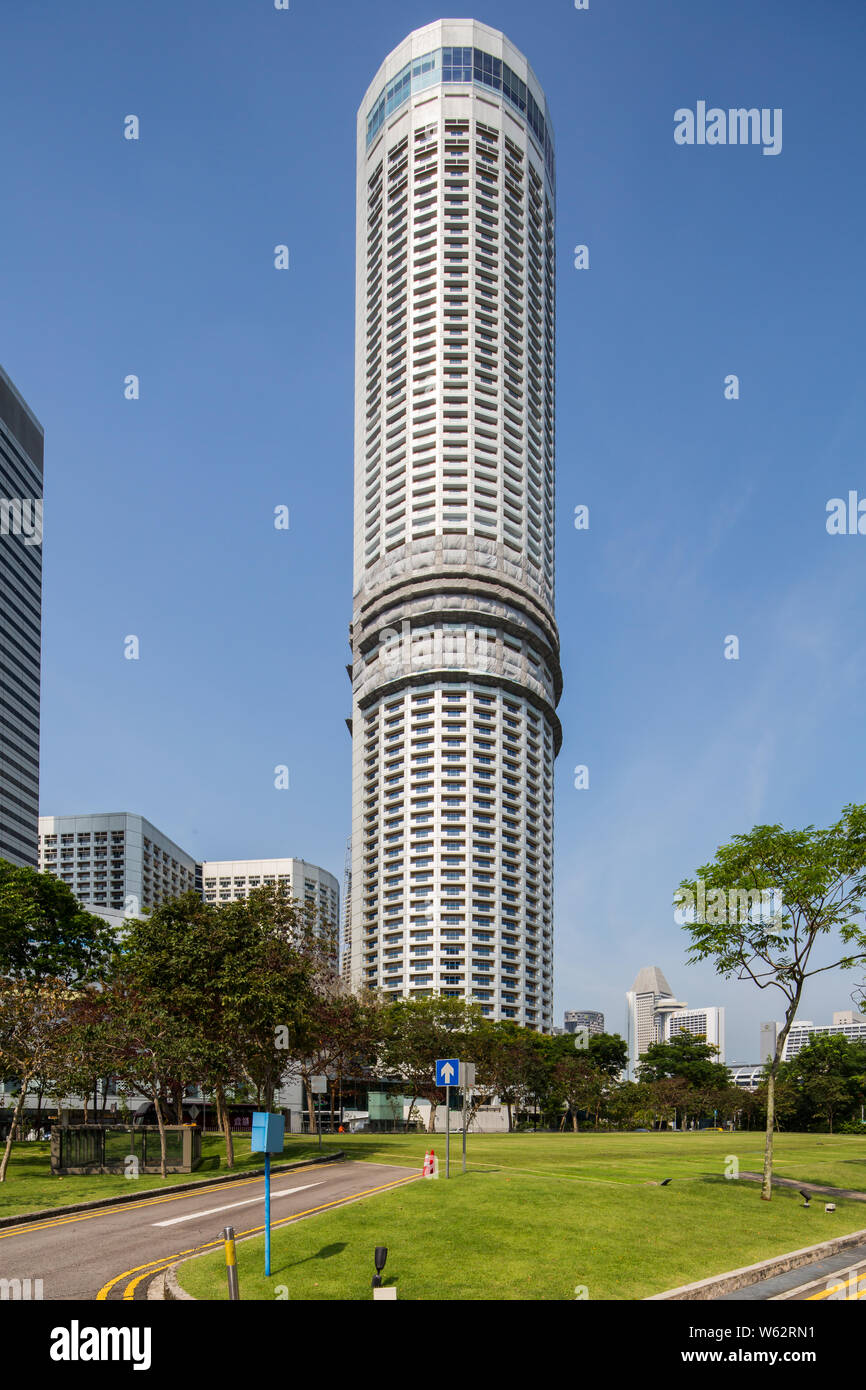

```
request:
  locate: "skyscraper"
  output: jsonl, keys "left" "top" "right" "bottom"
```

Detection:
{"left": 348, "top": 21, "right": 560, "bottom": 1029}
{"left": 626, "top": 966, "right": 726, "bottom": 1075}
{"left": 0, "top": 367, "right": 43, "bottom": 868}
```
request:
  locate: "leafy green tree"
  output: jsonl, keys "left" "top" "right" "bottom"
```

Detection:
{"left": 638, "top": 1032, "right": 730, "bottom": 1089}
{"left": 50, "top": 986, "right": 118, "bottom": 1123}
{"left": 473, "top": 1019, "right": 532, "bottom": 1131}
{"left": 0, "top": 862, "right": 116, "bottom": 984}
{"left": 553, "top": 1054, "right": 604, "bottom": 1130}
{"left": 649, "top": 1075, "right": 692, "bottom": 1129}
{"left": 0, "top": 978, "right": 73, "bottom": 1181}
{"left": 95, "top": 977, "right": 201, "bottom": 1178}
{"left": 677, "top": 804, "right": 866, "bottom": 1199}
{"left": 604, "top": 1079, "right": 656, "bottom": 1130}
{"left": 586, "top": 1032, "right": 628, "bottom": 1078}
{"left": 777, "top": 1034, "right": 866, "bottom": 1131}
{"left": 120, "top": 887, "right": 320, "bottom": 1165}
{"left": 379, "top": 997, "right": 482, "bottom": 1133}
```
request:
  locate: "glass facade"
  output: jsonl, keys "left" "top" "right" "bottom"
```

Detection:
{"left": 0, "top": 369, "right": 43, "bottom": 868}
{"left": 366, "top": 45, "right": 555, "bottom": 186}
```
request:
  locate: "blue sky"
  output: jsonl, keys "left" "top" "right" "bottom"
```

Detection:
{"left": 3, "top": 0, "right": 865, "bottom": 1058}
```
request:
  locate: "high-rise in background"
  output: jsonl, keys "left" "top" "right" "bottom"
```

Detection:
{"left": 347, "top": 20, "right": 560, "bottom": 1029}
{"left": 0, "top": 366, "right": 43, "bottom": 869}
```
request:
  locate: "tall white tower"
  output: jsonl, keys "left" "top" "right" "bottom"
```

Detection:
{"left": 348, "top": 20, "right": 560, "bottom": 1030}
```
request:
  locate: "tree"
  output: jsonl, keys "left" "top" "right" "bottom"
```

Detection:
{"left": 0, "top": 862, "right": 116, "bottom": 985}
{"left": 649, "top": 1076, "right": 692, "bottom": 1130}
{"left": 119, "top": 887, "right": 322, "bottom": 1166}
{"left": 473, "top": 1019, "right": 533, "bottom": 1131}
{"left": 638, "top": 1032, "right": 730, "bottom": 1089}
{"left": 777, "top": 1034, "right": 866, "bottom": 1131}
{"left": 604, "top": 1079, "right": 656, "bottom": 1130}
{"left": 0, "top": 977, "right": 72, "bottom": 1181}
{"left": 586, "top": 1032, "right": 628, "bottom": 1078}
{"left": 677, "top": 804, "right": 866, "bottom": 1199}
{"left": 554, "top": 1055, "right": 604, "bottom": 1130}
{"left": 379, "top": 997, "right": 481, "bottom": 1132}
{"left": 95, "top": 976, "right": 201, "bottom": 1179}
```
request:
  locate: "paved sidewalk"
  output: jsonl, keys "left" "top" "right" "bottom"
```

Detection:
{"left": 739, "top": 1172, "right": 866, "bottom": 1202}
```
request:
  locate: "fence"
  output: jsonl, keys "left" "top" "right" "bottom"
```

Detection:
{"left": 51, "top": 1125, "right": 201, "bottom": 1175}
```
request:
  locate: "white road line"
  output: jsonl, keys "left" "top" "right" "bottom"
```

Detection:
{"left": 151, "top": 1181, "right": 324, "bottom": 1227}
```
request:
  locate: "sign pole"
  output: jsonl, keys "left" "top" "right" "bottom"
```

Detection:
{"left": 445, "top": 1086, "right": 450, "bottom": 1178}
{"left": 462, "top": 1085, "right": 467, "bottom": 1174}
{"left": 264, "top": 1150, "right": 271, "bottom": 1277}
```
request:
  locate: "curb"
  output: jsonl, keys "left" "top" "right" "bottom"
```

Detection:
{"left": 0, "top": 1150, "right": 344, "bottom": 1229}
{"left": 646, "top": 1226, "right": 866, "bottom": 1301}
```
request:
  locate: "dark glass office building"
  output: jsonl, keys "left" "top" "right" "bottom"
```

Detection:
{"left": 0, "top": 367, "right": 43, "bottom": 867}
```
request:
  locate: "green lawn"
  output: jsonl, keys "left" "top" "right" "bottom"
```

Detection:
{"left": 175, "top": 1131, "right": 866, "bottom": 1301}
{"left": 0, "top": 1135, "right": 326, "bottom": 1218}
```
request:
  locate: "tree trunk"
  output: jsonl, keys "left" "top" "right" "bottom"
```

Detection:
{"left": 0, "top": 1073, "right": 33, "bottom": 1183}
{"left": 506, "top": 1100, "right": 513, "bottom": 1133}
{"left": 427, "top": 1100, "right": 437, "bottom": 1134}
{"left": 762, "top": 1068, "right": 776, "bottom": 1200}
{"left": 304, "top": 1077, "right": 316, "bottom": 1138}
{"left": 154, "top": 1089, "right": 168, "bottom": 1179}
{"left": 571, "top": 1110, "right": 578, "bottom": 1133}
{"left": 215, "top": 1084, "right": 234, "bottom": 1168}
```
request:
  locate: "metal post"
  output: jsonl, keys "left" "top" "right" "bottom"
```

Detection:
{"left": 445, "top": 1086, "right": 451, "bottom": 1178}
{"left": 223, "top": 1225, "right": 240, "bottom": 1300}
{"left": 462, "top": 1086, "right": 467, "bottom": 1174}
{"left": 264, "top": 1151, "right": 271, "bottom": 1277}
{"left": 317, "top": 1095, "right": 322, "bottom": 1150}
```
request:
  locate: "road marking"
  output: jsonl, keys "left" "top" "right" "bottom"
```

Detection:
{"left": 807, "top": 1268, "right": 866, "bottom": 1301}
{"left": 0, "top": 1162, "right": 326, "bottom": 1240}
{"left": 98, "top": 1171, "right": 420, "bottom": 1300}
{"left": 123, "top": 1270, "right": 157, "bottom": 1301}
{"left": 151, "top": 1181, "right": 323, "bottom": 1226}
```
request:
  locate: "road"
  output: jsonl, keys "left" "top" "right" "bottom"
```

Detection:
{"left": 0, "top": 1159, "right": 418, "bottom": 1301}
{"left": 715, "top": 1244, "right": 866, "bottom": 1302}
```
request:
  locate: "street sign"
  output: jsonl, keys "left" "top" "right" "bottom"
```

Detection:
{"left": 311, "top": 1075, "right": 328, "bottom": 1094}
{"left": 460, "top": 1063, "right": 475, "bottom": 1089}
{"left": 435, "top": 1058, "right": 459, "bottom": 1087}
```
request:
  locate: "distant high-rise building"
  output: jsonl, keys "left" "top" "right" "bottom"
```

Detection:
{"left": 760, "top": 1020, "right": 778, "bottom": 1065}
{"left": 626, "top": 966, "right": 686, "bottom": 1076}
{"left": 0, "top": 367, "right": 44, "bottom": 869}
{"left": 39, "top": 812, "right": 196, "bottom": 926}
{"left": 626, "top": 966, "right": 725, "bottom": 1073}
{"left": 341, "top": 836, "right": 353, "bottom": 985}
{"left": 564, "top": 1010, "right": 604, "bottom": 1037}
{"left": 665, "top": 1006, "right": 725, "bottom": 1062}
{"left": 347, "top": 19, "right": 560, "bottom": 1029}
{"left": 201, "top": 857, "right": 339, "bottom": 943}
{"left": 780, "top": 1011, "right": 866, "bottom": 1061}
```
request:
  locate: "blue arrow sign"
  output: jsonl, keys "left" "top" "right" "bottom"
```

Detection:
{"left": 436, "top": 1058, "right": 460, "bottom": 1087}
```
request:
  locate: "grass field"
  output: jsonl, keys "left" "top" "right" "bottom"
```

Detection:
{"left": 175, "top": 1131, "right": 866, "bottom": 1301}
{"left": 0, "top": 1135, "right": 325, "bottom": 1218}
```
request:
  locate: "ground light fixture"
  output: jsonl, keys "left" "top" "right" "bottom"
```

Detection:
{"left": 799, "top": 1190, "right": 812, "bottom": 1208}
{"left": 660, "top": 1178, "right": 672, "bottom": 1186}
{"left": 372, "top": 1247, "right": 388, "bottom": 1288}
